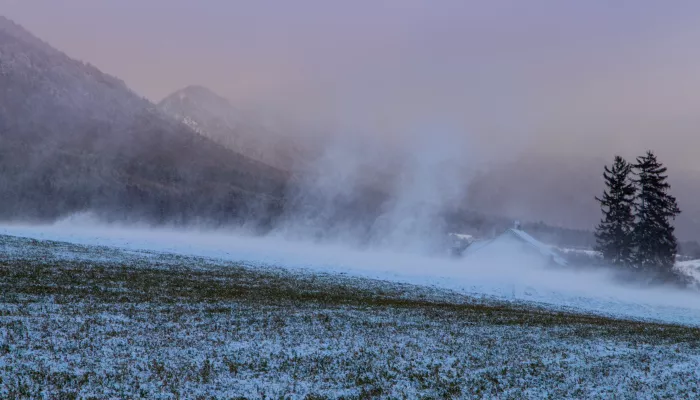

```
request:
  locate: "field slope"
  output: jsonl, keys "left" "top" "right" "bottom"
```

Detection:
{"left": 2, "top": 234, "right": 700, "bottom": 398}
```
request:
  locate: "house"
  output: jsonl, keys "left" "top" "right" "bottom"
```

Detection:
{"left": 447, "top": 233, "right": 475, "bottom": 257}
{"left": 461, "top": 222, "right": 569, "bottom": 267}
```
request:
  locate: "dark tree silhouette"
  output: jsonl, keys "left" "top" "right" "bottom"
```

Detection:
{"left": 632, "top": 151, "right": 681, "bottom": 276}
{"left": 594, "top": 156, "right": 636, "bottom": 267}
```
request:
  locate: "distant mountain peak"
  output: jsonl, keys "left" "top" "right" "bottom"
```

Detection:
{"left": 177, "top": 84, "right": 219, "bottom": 96}
{"left": 162, "top": 85, "right": 230, "bottom": 107}
{"left": 159, "top": 86, "right": 308, "bottom": 171}
{"left": 0, "top": 17, "right": 287, "bottom": 224}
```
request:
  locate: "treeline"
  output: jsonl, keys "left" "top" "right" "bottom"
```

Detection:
{"left": 594, "top": 151, "right": 684, "bottom": 283}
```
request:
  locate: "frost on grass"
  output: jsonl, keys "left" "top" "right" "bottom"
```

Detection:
{"left": 1, "top": 234, "right": 700, "bottom": 399}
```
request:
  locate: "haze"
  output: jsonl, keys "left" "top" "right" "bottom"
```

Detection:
{"left": 4, "top": 0, "right": 700, "bottom": 168}
{"left": 3, "top": 0, "right": 700, "bottom": 323}
{"left": 5, "top": 4, "right": 700, "bottom": 394}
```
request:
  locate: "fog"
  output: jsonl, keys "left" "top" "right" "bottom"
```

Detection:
{"left": 5, "top": 1, "right": 700, "bottom": 238}
{"left": 273, "top": 120, "right": 477, "bottom": 251}
{"left": 3, "top": 218, "right": 700, "bottom": 325}
{"left": 1, "top": 2, "right": 700, "bottom": 320}
{"left": 4, "top": 1, "right": 700, "bottom": 167}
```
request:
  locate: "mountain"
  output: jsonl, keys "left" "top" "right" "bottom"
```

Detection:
{"left": 3, "top": 15, "right": 698, "bottom": 243}
{"left": 159, "top": 86, "right": 309, "bottom": 171}
{"left": 159, "top": 86, "right": 398, "bottom": 232}
{"left": 0, "top": 16, "right": 288, "bottom": 226}
{"left": 157, "top": 84, "right": 700, "bottom": 241}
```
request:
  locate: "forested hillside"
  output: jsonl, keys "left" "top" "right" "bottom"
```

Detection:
{"left": 0, "top": 16, "right": 288, "bottom": 227}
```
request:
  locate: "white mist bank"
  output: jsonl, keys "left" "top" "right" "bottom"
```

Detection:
{"left": 2, "top": 220, "right": 700, "bottom": 326}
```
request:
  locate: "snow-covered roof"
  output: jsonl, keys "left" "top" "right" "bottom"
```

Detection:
{"left": 462, "top": 228, "right": 568, "bottom": 267}
{"left": 449, "top": 233, "right": 474, "bottom": 242}
{"left": 506, "top": 229, "right": 568, "bottom": 267}
{"left": 462, "top": 238, "right": 492, "bottom": 255}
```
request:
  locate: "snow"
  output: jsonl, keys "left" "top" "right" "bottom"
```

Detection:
{"left": 676, "top": 259, "right": 700, "bottom": 289}
{"left": 507, "top": 228, "right": 569, "bottom": 266}
{"left": 1, "top": 222, "right": 700, "bottom": 326}
{"left": 3, "top": 292, "right": 698, "bottom": 398}
{"left": 450, "top": 233, "right": 474, "bottom": 241}
{"left": 464, "top": 228, "right": 568, "bottom": 266}
{"left": 558, "top": 247, "right": 600, "bottom": 257}
{"left": 2, "top": 225, "right": 700, "bottom": 398}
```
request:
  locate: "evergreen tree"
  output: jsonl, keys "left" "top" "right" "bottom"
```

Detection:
{"left": 632, "top": 151, "right": 681, "bottom": 275}
{"left": 594, "top": 156, "right": 636, "bottom": 267}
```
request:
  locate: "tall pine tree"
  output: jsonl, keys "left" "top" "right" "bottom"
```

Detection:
{"left": 632, "top": 151, "right": 681, "bottom": 275}
{"left": 595, "top": 156, "right": 636, "bottom": 267}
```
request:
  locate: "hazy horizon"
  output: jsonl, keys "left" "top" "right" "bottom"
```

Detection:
{"left": 3, "top": 1, "right": 700, "bottom": 171}
{"left": 4, "top": 5, "right": 700, "bottom": 396}
{"left": 4, "top": 2, "right": 700, "bottom": 241}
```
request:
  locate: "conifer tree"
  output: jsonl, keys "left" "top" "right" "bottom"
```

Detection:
{"left": 594, "top": 156, "right": 636, "bottom": 267}
{"left": 632, "top": 151, "right": 681, "bottom": 274}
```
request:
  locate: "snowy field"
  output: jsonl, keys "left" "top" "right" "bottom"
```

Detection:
{"left": 2, "top": 222, "right": 700, "bottom": 326}
{"left": 2, "top": 224, "right": 700, "bottom": 398}
{"left": 677, "top": 260, "right": 700, "bottom": 290}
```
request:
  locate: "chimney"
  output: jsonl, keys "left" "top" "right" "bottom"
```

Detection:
{"left": 513, "top": 220, "right": 521, "bottom": 230}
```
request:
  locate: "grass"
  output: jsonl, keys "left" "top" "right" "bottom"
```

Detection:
{"left": 1, "top": 234, "right": 700, "bottom": 398}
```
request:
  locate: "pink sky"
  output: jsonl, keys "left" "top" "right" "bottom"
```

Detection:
{"left": 3, "top": 0, "right": 700, "bottom": 168}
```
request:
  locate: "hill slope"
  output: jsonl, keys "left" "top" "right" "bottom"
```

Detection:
{"left": 0, "top": 16, "right": 288, "bottom": 226}
{"left": 3, "top": 231, "right": 700, "bottom": 398}
{"left": 159, "top": 86, "right": 307, "bottom": 171}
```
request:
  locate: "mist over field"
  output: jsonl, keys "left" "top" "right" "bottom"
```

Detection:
{"left": 0, "top": 0, "right": 699, "bottom": 277}
{"left": 4, "top": 3, "right": 700, "bottom": 397}
{"left": 3, "top": 0, "right": 700, "bottom": 238}
{"left": 4, "top": 216, "right": 700, "bottom": 328}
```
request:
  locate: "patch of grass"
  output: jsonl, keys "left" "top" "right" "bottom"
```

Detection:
{"left": 1, "top": 256, "right": 698, "bottom": 343}
{"left": 1, "top": 234, "right": 700, "bottom": 398}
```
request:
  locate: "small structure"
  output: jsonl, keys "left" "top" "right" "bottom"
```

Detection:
{"left": 462, "top": 222, "right": 568, "bottom": 267}
{"left": 447, "top": 233, "right": 475, "bottom": 257}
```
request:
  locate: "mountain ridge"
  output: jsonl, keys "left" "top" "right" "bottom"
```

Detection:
{"left": 2, "top": 14, "right": 700, "bottom": 244}
{"left": 159, "top": 85, "right": 308, "bottom": 171}
{"left": 0, "top": 15, "right": 287, "bottom": 226}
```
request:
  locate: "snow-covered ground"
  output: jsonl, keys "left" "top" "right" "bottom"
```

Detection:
{"left": 2, "top": 227, "right": 700, "bottom": 398}
{"left": 677, "top": 259, "right": 700, "bottom": 289}
{"left": 1, "top": 221, "right": 700, "bottom": 326}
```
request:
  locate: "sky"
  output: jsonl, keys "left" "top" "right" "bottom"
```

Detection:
{"left": 3, "top": 0, "right": 700, "bottom": 169}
